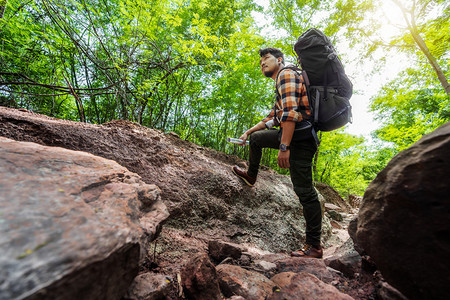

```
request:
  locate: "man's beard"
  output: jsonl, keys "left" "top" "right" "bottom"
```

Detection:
{"left": 263, "top": 70, "right": 274, "bottom": 78}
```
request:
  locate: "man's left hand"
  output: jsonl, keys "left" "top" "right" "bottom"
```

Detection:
{"left": 277, "top": 150, "right": 290, "bottom": 169}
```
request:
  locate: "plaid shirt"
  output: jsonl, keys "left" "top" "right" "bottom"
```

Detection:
{"left": 262, "top": 67, "right": 311, "bottom": 126}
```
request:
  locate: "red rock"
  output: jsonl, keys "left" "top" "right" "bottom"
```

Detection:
{"left": 377, "top": 281, "right": 408, "bottom": 300}
{"left": 325, "top": 251, "right": 361, "bottom": 278}
{"left": 315, "top": 182, "right": 352, "bottom": 213}
{"left": 330, "top": 220, "right": 343, "bottom": 229}
{"left": 0, "top": 106, "right": 324, "bottom": 255}
{"left": 275, "top": 257, "right": 335, "bottom": 283}
{"left": 217, "top": 264, "right": 275, "bottom": 300}
{"left": 271, "top": 272, "right": 297, "bottom": 288}
{"left": 125, "top": 273, "right": 173, "bottom": 300}
{"left": 208, "top": 239, "right": 247, "bottom": 262}
{"left": 180, "top": 253, "right": 221, "bottom": 300}
{"left": 254, "top": 260, "right": 277, "bottom": 272}
{"left": 268, "top": 272, "right": 354, "bottom": 300}
{"left": 325, "top": 203, "right": 342, "bottom": 211}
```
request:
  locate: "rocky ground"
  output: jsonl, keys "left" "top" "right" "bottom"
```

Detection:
{"left": 1, "top": 106, "right": 415, "bottom": 300}
{"left": 135, "top": 206, "right": 380, "bottom": 300}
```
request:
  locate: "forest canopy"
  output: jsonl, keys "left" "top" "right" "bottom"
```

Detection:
{"left": 1, "top": 0, "right": 449, "bottom": 197}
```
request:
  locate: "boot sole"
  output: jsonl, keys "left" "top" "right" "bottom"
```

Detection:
{"left": 291, "top": 250, "right": 323, "bottom": 258}
{"left": 232, "top": 168, "right": 254, "bottom": 187}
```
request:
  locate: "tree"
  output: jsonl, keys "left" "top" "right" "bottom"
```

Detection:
{"left": 370, "top": 65, "right": 450, "bottom": 150}
{"left": 331, "top": 0, "right": 450, "bottom": 94}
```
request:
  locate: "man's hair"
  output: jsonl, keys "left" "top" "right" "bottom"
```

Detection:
{"left": 259, "top": 47, "right": 285, "bottom": 64}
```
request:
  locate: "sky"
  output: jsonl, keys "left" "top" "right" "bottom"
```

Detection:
{"left": 251, "top": 0, "right": 408, "bottom": 141}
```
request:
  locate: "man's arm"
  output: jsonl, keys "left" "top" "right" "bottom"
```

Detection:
{"left": 277, "top": 120, "right": 295, "bottom": 168}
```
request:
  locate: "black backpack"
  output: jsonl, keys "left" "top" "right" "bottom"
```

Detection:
{"left": 294, "top": 28, "right": 353, "bottom": 132}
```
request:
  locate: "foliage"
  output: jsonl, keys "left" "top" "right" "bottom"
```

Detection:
{"left": 370, "top": 66, "right": 450, "bottom": 150}
{"left": 313, "top": 130, "right": 367, "bottom": 197}
{"left": 0, "top": 0, "right": 263, "bottom": 124}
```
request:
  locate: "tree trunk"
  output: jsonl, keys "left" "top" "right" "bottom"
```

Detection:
{"left": 0, "top": 0, "right": 6, "bottom": 19}
{"left": 409, "top": 27, "right": 450, "bottom": 95}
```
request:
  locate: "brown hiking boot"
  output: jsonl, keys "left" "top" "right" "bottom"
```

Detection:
{"left": 291, "top": 244, "right": 323, "bottom": 258}
{"left": 232, "top": 166, "right": 256, "bottom": 187}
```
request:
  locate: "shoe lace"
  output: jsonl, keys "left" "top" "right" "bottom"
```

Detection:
{"left": 301, "top": 244, "right": 312, "bottom": 254}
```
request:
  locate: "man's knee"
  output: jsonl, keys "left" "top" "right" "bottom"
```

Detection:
{"left": 294, "top": 186, "right": 318, "bottom": 204}
{"left": 250, "top": 129, "right": 277, "bottom": 148}
{"left": 250, "top": 130, "right": 265, "bottom": 145}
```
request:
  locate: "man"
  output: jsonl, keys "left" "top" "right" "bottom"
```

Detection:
{"left": 232, "top": 47, "right": 322, "bottom": 258}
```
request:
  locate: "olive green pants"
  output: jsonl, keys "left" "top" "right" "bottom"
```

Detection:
{"left": 248, "top": 129, "right": 321, "bottom": 246}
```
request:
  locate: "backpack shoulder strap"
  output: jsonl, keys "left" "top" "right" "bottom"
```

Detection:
{"left": 274, "top": 65, "right": 305, "bottom": 94}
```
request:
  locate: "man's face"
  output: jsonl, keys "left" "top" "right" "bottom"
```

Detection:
{"left": 260, "top": 53, "right": 281, "bottom": 78}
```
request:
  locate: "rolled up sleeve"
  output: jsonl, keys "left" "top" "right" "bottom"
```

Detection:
{"left": 261, "top": 110, "right": 274, "bottom": 124}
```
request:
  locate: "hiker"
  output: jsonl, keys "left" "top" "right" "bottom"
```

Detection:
{"left": 232, "top": 47, "right": 323, "bottom": 259}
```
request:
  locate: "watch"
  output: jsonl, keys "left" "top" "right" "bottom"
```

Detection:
{"left": 280, "top": 144, "right": 290, "bottom": 151}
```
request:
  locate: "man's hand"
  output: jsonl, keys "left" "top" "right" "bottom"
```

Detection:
{"left": 238, "top": 132, "right": 249, "bottom": 146}
{"left": 238, "top": 121, "right": 268, "bottom": 146}
{"left": 277, "top": 150, "right": 290, "bottom": 169}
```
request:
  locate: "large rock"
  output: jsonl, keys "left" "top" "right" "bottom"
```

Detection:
{"left": 356, "top": 122, "right": 450, "bottom": 300}
{"left": 275, "top": 257, "right": 335, "bottom": 283}
{"left": 208, "top": 240, "right": 247, "bottom": 262}
{"left": 325, "top": 251, "right": 361, "bottom": 279}
{"left": 324, "top": 238, "right": 361, "bottom": 278}
{"left": 216, "top": 264, "right": 275, "bottom": 300}
{"left": 268, "top": 271, "right": 354, "bottom": 300}
{"left": 124, "top": 273, "right": 173, "bottom": 300}
{"left": 180, "top": 253, "right": 221, "bottom": 300}
{"left": 0, "top": 137, "right": 169, "bottom": 299}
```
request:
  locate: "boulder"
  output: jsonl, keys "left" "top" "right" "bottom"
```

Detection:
{"left": 254, "top": 260, "right": 277, "bottom": 272}
{"left": 216, "top": 264, "right": 275, "bottom": 300}
{"left": 324, "top": 238, "right": 362, "bottom": 278}
{"left": 275, "top": 257, "right": 335, "bottom": 283}
{"left": 268, "top": 271, "right": 354, "bottom": 300}
{"left": 327, "top": 210, "right": 344, "bottom": 221}
{"left": 325, "top": 251, "right": 361, "bottom": 279}
{"left": 270, "top": 272, "right": 297, "bottom": 288}
{"left": 124, "top": 273, "right": 173, "bottom": 300}
{"left": 356, "top": 121, "right": 450, "bottom": 300}
{"left": 180, "top": 253, "right": 221, "bottom": 300}
{"left": 347, "top": 217, "right": 364, "bottom": 256}
{"left": 0, "top": 137, "right": 169, "bottom": 299}
{"left": 208, "top": 240, "right": 247, "bottom": 262}
{"left": 324, "top": 203, "right": 343, "bottom": 211}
